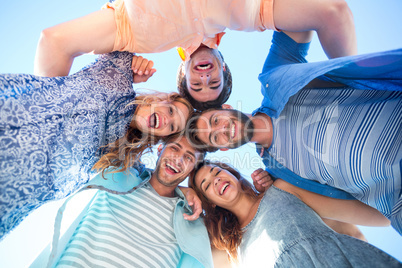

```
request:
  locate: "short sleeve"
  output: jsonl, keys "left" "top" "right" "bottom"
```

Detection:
{"left": 262, "top": 32, "right": 310, "bottom": 73}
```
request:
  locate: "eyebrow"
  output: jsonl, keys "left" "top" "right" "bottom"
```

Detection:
{"left": 200, "top": 166, "right": 216, "bottom": 190}
{"left": 190, "top": 86, "right": 202, "bottom": 92}
{"left": 208, "top": 113, "right": 215, "bottom": 144}
{"left": 172, "top": 142, "right": 196, "bottom": 159}
{"left": 210, "top": 82, "right": 222, "bottom": 90}
{"left": 186, "top": 150, "right": 196, "bottom": 159}
{"left": 172, "top": 105, "right": 179, "bottom": 133}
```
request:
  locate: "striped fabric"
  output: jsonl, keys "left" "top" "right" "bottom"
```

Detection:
{"left": 56, "top": 183, "right": 182, "bottom": 268}
{"left": 269, "top": 87, "right": 402, "bottom": 218}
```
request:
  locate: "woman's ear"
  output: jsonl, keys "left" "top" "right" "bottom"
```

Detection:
{"left": 221, "top": 104, "right": 232, "bottom": 110}
{"left": 223, "top": 62, "right": 226, "bottom": 72}
{"left": 212, "top": 204, "right": 216, "bottom": 208}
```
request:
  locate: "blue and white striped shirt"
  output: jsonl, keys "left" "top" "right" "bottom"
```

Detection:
{"left": 267, "top": 87, "right": 401, "bottom": 217}
{"left": 255, "top": 31, "right": 402, "bottom": 234}
{"left": 57, "top": 182, "right": 182, "bottom": 268}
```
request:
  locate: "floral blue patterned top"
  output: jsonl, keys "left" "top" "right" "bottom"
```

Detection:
{"left": 0, "top": 51, "right": 137, "bottom": 239}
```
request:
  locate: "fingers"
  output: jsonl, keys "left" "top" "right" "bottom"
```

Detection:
{"left": 183, "top": 201, "right": 202, "bottom": 221}
{"left": 252, "top": 168, "right": 273, "bottom": 191}
{"left": 132, "top": 55, "right": 157, "bottom": 83}
{"left": 183, "top": 197, "right": 202, "bottom": 221}
{"left": 259, "top": 147, "right": 265, "bottom": 157}
{"left": 132, "top": 55, "right": 154, "bottom": 75}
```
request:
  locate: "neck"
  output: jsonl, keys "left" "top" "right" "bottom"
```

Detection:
{"left": 149, "top": 174, "right": 177, "bottom": 197}
{"left": 229, "top": 193, "right": 262, "bottom": 228}
{"left": 249, "top": 113, "right": 273, "bottom": 148}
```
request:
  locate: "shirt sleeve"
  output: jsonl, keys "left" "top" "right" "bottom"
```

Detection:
{"left": 261, "top": 32, "right": 311, "bottom": 73}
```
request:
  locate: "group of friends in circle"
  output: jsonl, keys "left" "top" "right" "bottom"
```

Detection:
{"left": 1, "top": 0, "right": 401, "bottom": 267}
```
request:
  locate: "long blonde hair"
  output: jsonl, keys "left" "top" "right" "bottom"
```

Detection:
{"left": 189, "top": 160, "right": 260, "bottom": 263}
{"left": 93, "top": 91, "right": 193, "bottom": 176}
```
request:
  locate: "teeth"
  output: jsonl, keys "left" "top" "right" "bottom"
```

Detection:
{"left": 220, "top": 183, "right": 229, "bottom": 195}
{"left": 196, "top": 64, "right": 211, "bottom": 70}
{"left": 231, "top": 124, "right": 235, "bottom": 139}
{"left": 155, "top": 113, "right": 160, "bottom": 128}
{"left": 166, "top": 163, "right": 179, "bottom": 173}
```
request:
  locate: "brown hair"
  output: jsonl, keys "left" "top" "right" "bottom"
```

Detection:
{"left": 177, "top": 51, "right": 232, "bottom": 111}
{"left": 93, "top": 92, "right": 194, "bottom": 176}
{"left": 188, "top": 160, "right": 259, "bottom": 263}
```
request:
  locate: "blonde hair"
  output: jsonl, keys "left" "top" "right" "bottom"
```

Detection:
{"left": 93, "top": 91, "right": 194, "bottom": 176}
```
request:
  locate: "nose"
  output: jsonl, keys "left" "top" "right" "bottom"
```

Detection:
{"left": 214, "top": 177, "right": 221, "bottom": 186}
{"left": 212, "top": 120, "right": 227, "bottom": 134}
{"left": 200, "top": 74, "right": 210, "bottom": 84}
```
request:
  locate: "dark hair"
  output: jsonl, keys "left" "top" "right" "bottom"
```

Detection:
{"left": 177, "top": 51, "right": 232, "bottom": 111}
{"left": 188, "top": 160, "right": 259, "bottom": 263}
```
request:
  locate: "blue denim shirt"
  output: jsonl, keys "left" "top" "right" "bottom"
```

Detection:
{"left": 254, "top": 32, "right": 402, "bottom": 201}
{"left": 253, "top": 32, "right": 402, "bottom": 118}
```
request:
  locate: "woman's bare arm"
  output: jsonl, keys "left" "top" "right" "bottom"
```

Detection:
{"left": 322, "top": 218, "right": 367, "bottom": 241}
{"left": 274, "top": 0, "right": 357, "bottom": 58}
{"left": 274, "top": 179, "right": 390, "bottom": 227}
{"left": 34, "top": 9, "right": 116, "bottom": 77}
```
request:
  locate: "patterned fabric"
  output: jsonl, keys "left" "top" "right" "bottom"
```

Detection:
{"left": 57, "top": 183, "right": 182, "bottom": 268}
{"left": 239, "top": 186, "right": 402, "bottom": 267}
{"left": 0, "top": 51, "right": 137, "bottom": 240}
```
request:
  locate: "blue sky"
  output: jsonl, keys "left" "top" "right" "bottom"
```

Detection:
{"left": 0, "top": 0, "right": 401, "bottom": 267}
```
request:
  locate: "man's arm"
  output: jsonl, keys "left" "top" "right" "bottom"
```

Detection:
{"left": 34, "top": 9, "right": 116, "bottom": 77}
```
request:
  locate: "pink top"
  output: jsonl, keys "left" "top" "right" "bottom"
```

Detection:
{"left": 105, "top": 0, "right": 276, "bottom": 59}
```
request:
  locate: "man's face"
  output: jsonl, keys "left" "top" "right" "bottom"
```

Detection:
{"left": 184, "top": 46, "right": 224, "bottom": 102}
{"left": 195, "top": 109, "right": 254, "bottom": 149}
{"left": 154, "top": 136, "right": 201, "bottom": 187}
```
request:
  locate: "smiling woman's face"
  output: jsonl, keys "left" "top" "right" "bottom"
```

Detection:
{"left": 134, "top": 100, "right": 190, "bottom": 136}
{"left": 194, "top": 164, "right": 241, "bottom": 209}
{"left": 184, "top": 47, "right": 225, "bottom": 102}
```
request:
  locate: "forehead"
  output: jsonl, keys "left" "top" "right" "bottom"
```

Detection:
{"left": 196, "top": 110, "right": 226, "bottom": 126}
{"left": 172, "top": 101, "right": 189, "bottom": 115}
{"left": 195, "top": 165, "right": 215, "bottom": 185}
{"left": 188, "top": 88, "right": 222, "bottom": 103}
{"left": 165, "top": 136, "right": 199, "bottom": 155}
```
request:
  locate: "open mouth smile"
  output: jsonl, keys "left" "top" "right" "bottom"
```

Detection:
{"left": 230, "top": 123, "right": 236, "bottom": 139}
{"left": 194, "top": 61, "right": 214, "bottom": 72}
{"left": 165, "top": 163, "right": 180, "bottom": 174}
{"left": 219, "top": 182, "right": 230, "bottom": 195}
{"left": 149, "top": 113, "right": 160, "bottom": 129}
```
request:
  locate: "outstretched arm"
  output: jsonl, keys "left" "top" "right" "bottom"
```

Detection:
{"left": 274, "top": 179, "right": 390, "bottom": 227}
{"left": 274, "top": 0, "right": 357, "bottom": 58}
{"left": 34, "top": 9, "right": 116, "bottom": 77}
{"left": 322, "top": 218, "right": 367, "bottom": 241}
